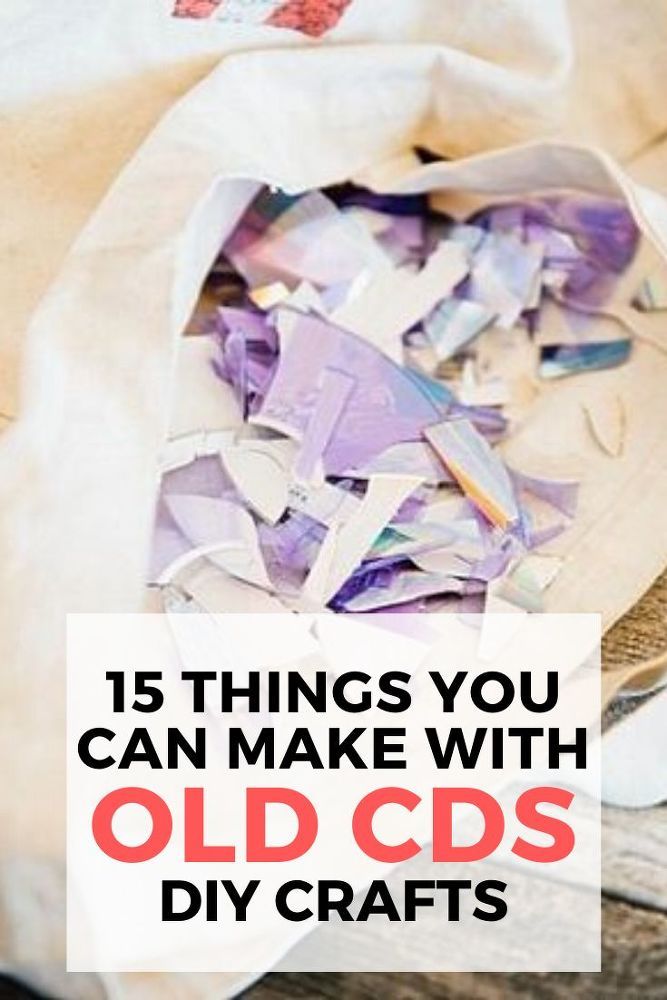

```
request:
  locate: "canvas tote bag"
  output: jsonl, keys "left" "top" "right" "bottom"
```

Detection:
{"left": 3, "top": 4, "right": 667, "bottom": 998}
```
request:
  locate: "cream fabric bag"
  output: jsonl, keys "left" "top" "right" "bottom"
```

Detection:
{"left": 2, "top": 2, "right": 667, "bottom": 997}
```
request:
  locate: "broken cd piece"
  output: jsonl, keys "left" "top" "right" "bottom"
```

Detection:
{"left": 539, "top": 339, "right": 632, "bottom": 379}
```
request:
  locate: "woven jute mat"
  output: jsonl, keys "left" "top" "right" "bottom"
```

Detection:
{"left": 602, "top": 567, "right": 667, "bottom": 713}
{"left": 604, "top": 567, "right": 667, "bottom": 669}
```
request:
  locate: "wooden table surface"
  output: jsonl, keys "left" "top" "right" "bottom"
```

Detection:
{"left": 3, "top": 576, "right": 667, "bottom": 1000}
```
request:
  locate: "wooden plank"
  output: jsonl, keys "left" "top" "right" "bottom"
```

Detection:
{"left": 242, "top": 800, "right": 667, "bottom": 995}
{"left": 248, "top": 897, "right": 667, "bottom": 998}
{"left": 603, "top": 804, "right": 667, "bottom": 912}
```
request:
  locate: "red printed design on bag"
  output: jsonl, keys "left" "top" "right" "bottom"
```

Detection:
{"left": 173, "top": 0, "right": 221, "bottom": 17}
{"left": 267, "top": 0, "right": 353, "bottom": 36}
{"left": 172, "top": 0, "right": 352, "bottom": 35}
